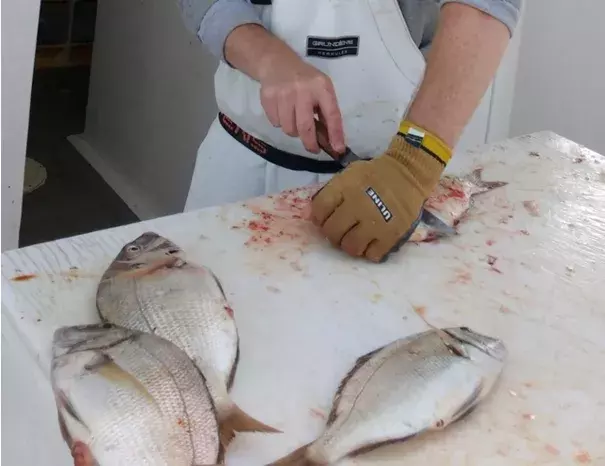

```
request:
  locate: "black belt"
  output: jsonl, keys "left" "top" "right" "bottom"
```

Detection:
{"left": 218, "top": 112, "right": 351, "bottom": 174}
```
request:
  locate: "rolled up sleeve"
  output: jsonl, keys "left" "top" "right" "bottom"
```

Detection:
{"left": 179, "top": 0, "right": 263, "bottom": 62}
{"left": 441, "top": 0, "right": 522, "bottom": 37}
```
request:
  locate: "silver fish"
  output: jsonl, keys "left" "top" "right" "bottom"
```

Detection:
{"left": 269, "top": 327, "right": 507, "bottom": 465}
{"left": 96, "top": 232, "right": 279, "bottom": 447}
{"left": 409, "top": 168, "right": 508, "bottom": 242}
{"left": 51, "top": 323, "right": 220, "bottom": 466}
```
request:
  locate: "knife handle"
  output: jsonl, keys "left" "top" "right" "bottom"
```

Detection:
{"left": 314, "top": 117, "right": 342, "bottom": 160}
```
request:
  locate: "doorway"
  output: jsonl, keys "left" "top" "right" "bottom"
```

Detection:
{"left": 19, "top": 0, "right": 138, "bottom": 248}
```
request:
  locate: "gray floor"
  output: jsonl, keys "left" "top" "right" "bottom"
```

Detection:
{"left": 19, "top": 66, "right": 139, "bottom": 248}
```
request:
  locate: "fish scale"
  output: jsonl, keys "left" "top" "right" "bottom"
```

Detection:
{"left": 102, "top": 264, "right": 237, "bottom": 411}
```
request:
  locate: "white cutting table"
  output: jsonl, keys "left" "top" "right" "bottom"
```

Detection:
{"left": 2, "top": 131, "right": 604, "bottom": 465}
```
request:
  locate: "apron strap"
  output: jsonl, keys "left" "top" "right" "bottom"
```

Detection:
{"left": 218, "top": 113, "right": 355, "bottom": 174}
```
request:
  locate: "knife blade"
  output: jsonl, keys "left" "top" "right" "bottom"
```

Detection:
{"left": 420, "top": 209, "right": 458, "bottom": 236}
{"left": 314, "top": 116, "right": 364, "bottom": 167}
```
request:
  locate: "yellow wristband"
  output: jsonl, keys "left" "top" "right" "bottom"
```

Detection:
{"left": 398, "top": 120, "right": 452, "bottom": 165}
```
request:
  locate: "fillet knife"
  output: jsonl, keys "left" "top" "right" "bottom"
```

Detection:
{"left": 314, "top": 117, "right": 457, "bottom": 236}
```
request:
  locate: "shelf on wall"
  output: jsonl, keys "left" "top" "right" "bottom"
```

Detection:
{"left": 35, "top": 43, "right": 93, "bottom": 69}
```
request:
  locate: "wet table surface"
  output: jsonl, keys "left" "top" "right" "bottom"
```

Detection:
{"left": 2, "top": 131, "right": 605, "bottom": 465}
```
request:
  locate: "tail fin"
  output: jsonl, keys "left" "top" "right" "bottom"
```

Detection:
{"left": 467, "top": 168, "right": 508, "bottom": 195}
{"left": 71, "top": 441, "right": 99, "bottom": 466}
{"left": 219, "top": 403, "right": 281, "bottom": 447}
{"left": 267, "top": 443, "right": 319, "bottom": 466}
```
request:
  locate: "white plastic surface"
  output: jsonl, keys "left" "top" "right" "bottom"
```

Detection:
{"left": 2, "top": 131, "right": 604, "bottom": 465}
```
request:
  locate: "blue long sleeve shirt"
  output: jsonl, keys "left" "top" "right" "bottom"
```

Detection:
{"left": 177, "top": 0, "right": 521, "bottom": 63}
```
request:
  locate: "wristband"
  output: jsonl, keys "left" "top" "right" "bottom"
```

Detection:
{"left": 398, "top": 120, "right": 452, "bottom": 166}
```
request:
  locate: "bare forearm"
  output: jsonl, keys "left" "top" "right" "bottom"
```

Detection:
{"left": 224, "top": 24, "right": 299, "bottom": 82}
{"left": 406, "top": 2, "right": 511, "bottom": 148}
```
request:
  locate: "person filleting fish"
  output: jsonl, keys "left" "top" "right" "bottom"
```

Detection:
{"left": 179, "top": 0, "right": 521, "bottom": 265}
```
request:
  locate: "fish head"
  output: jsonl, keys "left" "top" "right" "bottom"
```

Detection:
{"left": 100, "top": 232, "right": 186, "bottom": 281}
{"left": 52, "top": 323, "right": 135, "bottom": 360}
{"left": 444, "top": 327, "right": 507, "bottom": 362}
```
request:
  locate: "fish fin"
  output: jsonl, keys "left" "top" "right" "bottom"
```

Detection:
{"left": 327, "top": 344, "right": 385, "bottom": 425}
{"left": 450, "top": 381, "right": 484, "bottom": 424}
{"left": 209, "top": 269, "right": 227, "bottom": 297}
{"left": 468, "top": 168, "right": 508, "bottom": 195}
{"left": 56, "top": 391, "right": 88, "bottom": 434}
{"left": 71, "top": 441, "right": 99, "bottom": 466}
{"left": 215, "top": 442, "right": 226, "bottom": 465}
{"left": 219, "top": 404, "right": 281, "bottom": 447}
{"left": 85, "top": 353, "right": 155, "bottom": 403}
{"left": 57, "top": 409, "right": 74, "bottom": 446}
{"left": 348, "top": 434, "right": 419, "bottom": 457}
{"left": 267, "top": 443, "right": 319, "bottom": 466}
{"left": 227, "top": 343, "right": 240, "bottom": 391}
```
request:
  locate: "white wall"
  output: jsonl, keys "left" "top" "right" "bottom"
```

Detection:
{"left": 510, "top": 0, "right": 605, "bottom": 154}
{"left": 70, "top": 0, "right": 219, "bottom": 220}
{"left": 485, "top": 6, "right": 525, "bottom": 143}
{"left": 1, "top": 0, "right": 41, "bottom": 251}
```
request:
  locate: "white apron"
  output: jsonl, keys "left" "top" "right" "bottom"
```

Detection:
{"left": 184, "top": 0, "right": 426, "bottom": 212}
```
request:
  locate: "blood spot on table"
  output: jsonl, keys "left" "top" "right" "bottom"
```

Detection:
{"left": 11, "top": 273, "right": 37, "bottom": 282}
{"left": 544, "top": 444, "right": 560, "bottom": 456}
{"left": 574, "top": 450, "right": 592, "bottom": 463}
{"left": 449, "top": 269, "right": 472, "bottom": 284}
{"left": 237, "top": 185, "right": 324, "bottom": 250}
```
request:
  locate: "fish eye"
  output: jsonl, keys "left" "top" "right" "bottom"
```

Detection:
{"left": 126, "top": 245, "right": 140, "bottom": 253}
{"left": 102, "top": 323, "right": 112, "bottom": 329}
{"left": 167, "top": 249, "right": 179, "bottom": 255}
{"left": 460, "top": 327, "right": 471, "bottom": 332}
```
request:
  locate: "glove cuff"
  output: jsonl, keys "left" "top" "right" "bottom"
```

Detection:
{"left": 385, "top": 120, "right": 451, "bottom": 195}
{"left": 397, "top": 120, "right": 452, "bottom": 166}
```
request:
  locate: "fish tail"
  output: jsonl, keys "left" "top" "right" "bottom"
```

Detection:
{"left": 219, "top": 404, "right": 281, "bottom": 447}
{"left": 468, "top": 168, "right": 508, "bottom": 194}
{"left": 71, "top": 441, "right": 99, "bottom": 466}
{"left": 267, "top": 443, "right": 320, "bottom": 466}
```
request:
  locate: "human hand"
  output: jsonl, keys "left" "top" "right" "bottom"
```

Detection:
{"left": 257, "top": 52, "right": 345, "bottom": 154}
{"left": 309, "top": 121, "right": 452, "bottom": 263}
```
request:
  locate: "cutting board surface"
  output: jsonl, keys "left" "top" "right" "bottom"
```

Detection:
{"left": 2, "top": 131, "right": 604, "bottom": 465}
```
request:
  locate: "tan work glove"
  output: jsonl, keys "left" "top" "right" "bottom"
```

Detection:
{"left": 309, "top": 120, "right": 452, "bottom": 263}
